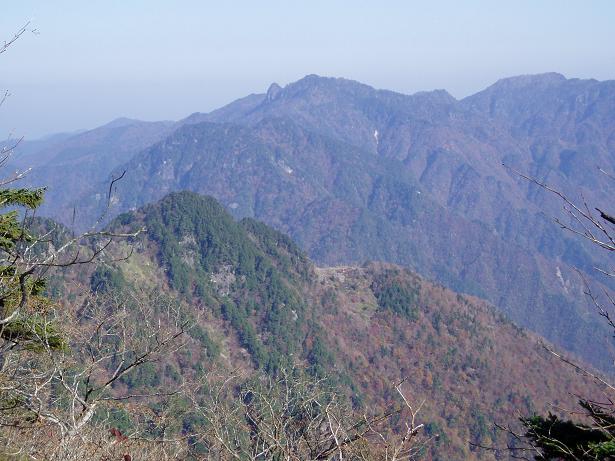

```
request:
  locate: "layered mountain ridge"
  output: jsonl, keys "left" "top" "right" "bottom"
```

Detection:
{"left": 12, "top": 72, "right": 615, "bottom": 373}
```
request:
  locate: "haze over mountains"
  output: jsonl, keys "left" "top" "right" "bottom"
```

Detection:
{"left": 12, "top": 72, "right": 615, "bottom": 372}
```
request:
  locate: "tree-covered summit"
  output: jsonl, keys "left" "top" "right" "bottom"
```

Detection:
{"left": 112, "top": 191, "right": 315, "bottom": 372}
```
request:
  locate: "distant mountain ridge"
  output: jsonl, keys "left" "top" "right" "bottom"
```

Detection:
{"left": 12, "top": 72, "right": 615, "bottom": 373}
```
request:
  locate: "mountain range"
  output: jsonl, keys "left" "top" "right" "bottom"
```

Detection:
{"left": 11, "top": 72, "right": 615, "bottom": 373}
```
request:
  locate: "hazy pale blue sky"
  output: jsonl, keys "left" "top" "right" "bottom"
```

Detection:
{"left": 1, "top": 1, "right": 614, "bottom": 138}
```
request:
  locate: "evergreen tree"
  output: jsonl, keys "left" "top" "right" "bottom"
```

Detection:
{"left": 0, "top": 186, "right": 66, "bottom": 349}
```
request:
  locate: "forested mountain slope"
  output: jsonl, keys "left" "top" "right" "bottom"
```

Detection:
{"left": 54, "top": 191, "right": 606, "bottom": 460}
{"left": 7, "top": 118, "right": 174, "bottom": 223}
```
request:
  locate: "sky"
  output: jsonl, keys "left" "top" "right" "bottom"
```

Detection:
{"left": 1, "top": 1, "right": 614, "bottom": 138}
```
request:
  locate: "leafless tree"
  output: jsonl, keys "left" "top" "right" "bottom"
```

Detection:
{"left": 186, "top": 369, "right": 432, "bottom": 460}
{"left": 0, "top": 288, "right": 190, "bottom": 460}
{"left": 492, "top": 165, "right": 615, "bottom": 459}
{"left": 0, "top": 23, "right": 191, "bottom": 459}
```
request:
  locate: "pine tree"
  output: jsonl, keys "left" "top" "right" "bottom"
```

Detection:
{"left": 0, "top": 186, "right": 66, "bottom": 350}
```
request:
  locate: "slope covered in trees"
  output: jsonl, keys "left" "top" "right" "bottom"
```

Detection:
{"left": 42, "top": 191, "right": 605, "bottom": 460}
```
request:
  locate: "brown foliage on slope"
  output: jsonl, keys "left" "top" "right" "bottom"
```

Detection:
{"left": 311, "top": 263, "right": 605, "bottom": 459}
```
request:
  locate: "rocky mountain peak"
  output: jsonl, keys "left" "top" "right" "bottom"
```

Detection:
{"left": 266, "top": 82, "right": 283, "bottom": 101}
